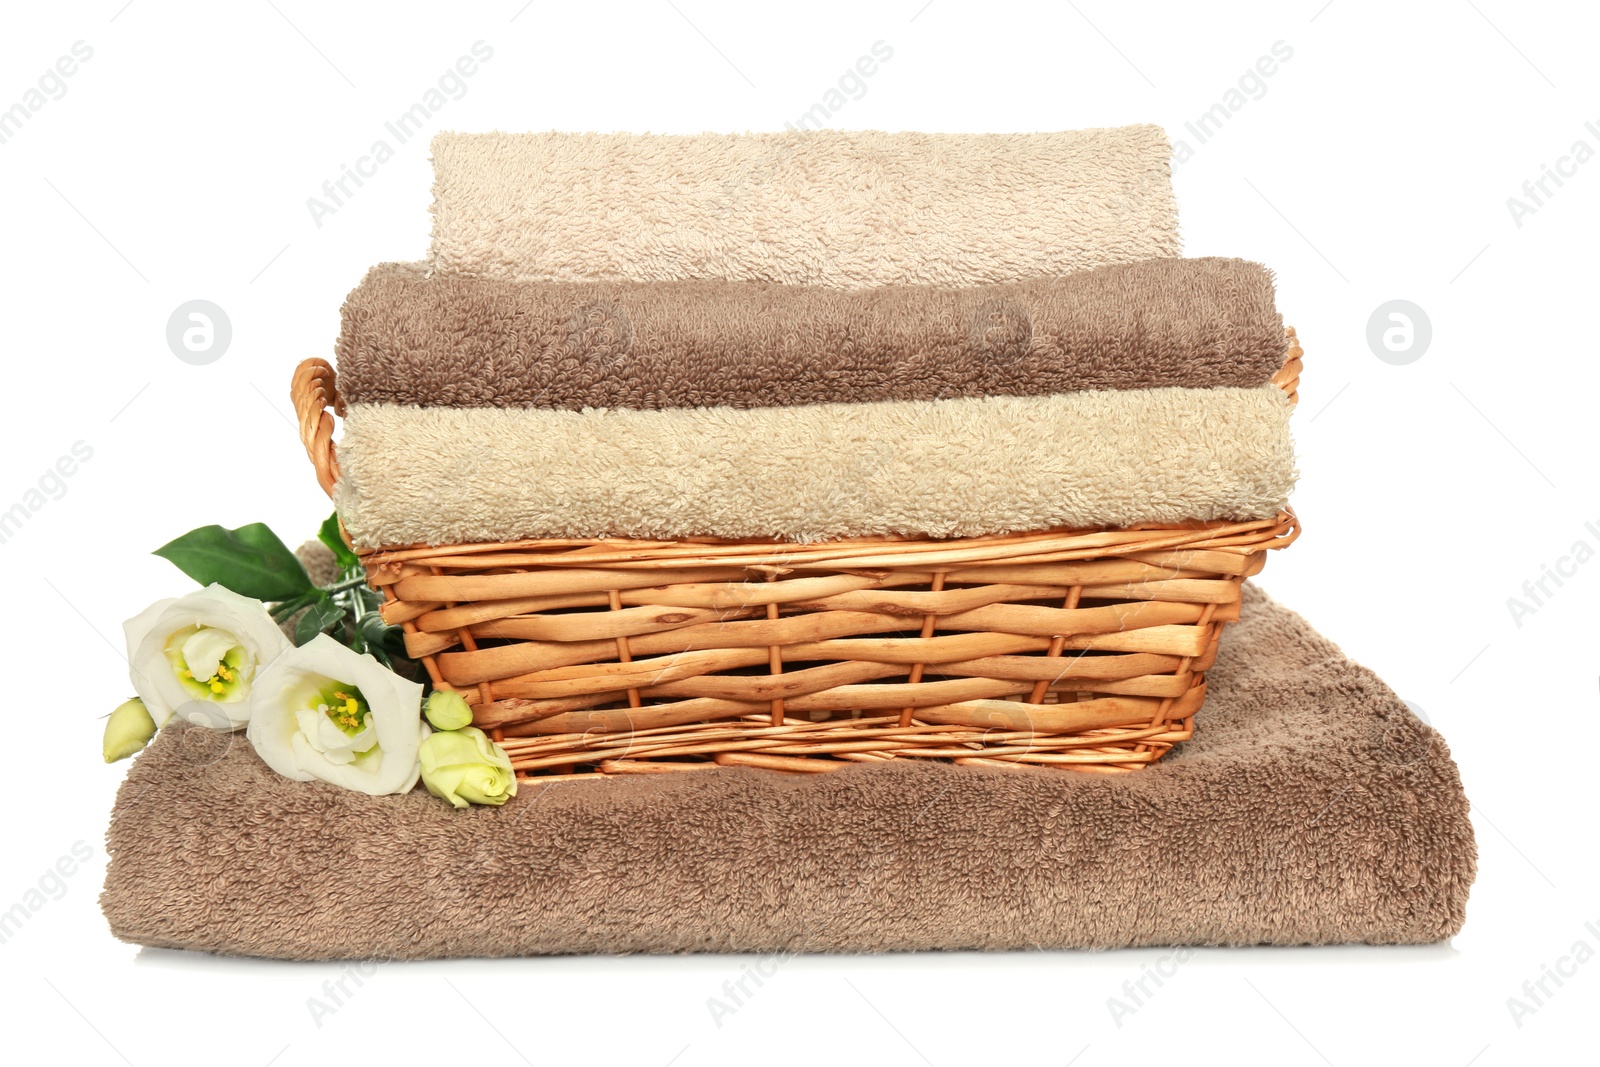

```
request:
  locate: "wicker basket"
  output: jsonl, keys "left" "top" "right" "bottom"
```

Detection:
{"left": 291, "top": 331, "right": 1302, "bottom": 777}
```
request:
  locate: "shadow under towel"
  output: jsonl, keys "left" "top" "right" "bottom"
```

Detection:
{"left": 99, "top": 585, "right": 1475, "bottom": 959}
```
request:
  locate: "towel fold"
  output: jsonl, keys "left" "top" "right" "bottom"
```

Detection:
{"left": 331, "top": 384, "right": 1296, "bottom": 548}
{"left": 98, "top": 585, "right": 1475, "bottom": 959}
{"left": 428, "top": 127, "right": 1180, "bottom": 288}
{"left": 334, "top": 258, "right": 1285, "bottom": 411}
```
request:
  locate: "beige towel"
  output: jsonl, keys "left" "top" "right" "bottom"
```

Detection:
{"left": 331, "top": 384, "right": 1296, "bottom": 548}
{"left": 428, "top": 127, "right": 1180, "bottom": 288}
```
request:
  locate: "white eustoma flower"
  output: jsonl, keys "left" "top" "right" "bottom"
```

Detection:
{"left": 123, "top": 584, "right": 292, "bottom": 731}
{"left": 246, "top": 634, "right": 427, "bottom": 795}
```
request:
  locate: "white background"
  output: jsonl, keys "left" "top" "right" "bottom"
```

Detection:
{"left": 2, "top": 1, "right": 1596, "bottom": 1064}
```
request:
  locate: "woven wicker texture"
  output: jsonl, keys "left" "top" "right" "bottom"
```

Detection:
{"left": 292, "top": 332, "right": 1302, "bottom": 776}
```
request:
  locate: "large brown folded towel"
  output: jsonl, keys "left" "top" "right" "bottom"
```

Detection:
{"left": 100, "top": 586, "right": 1474, "bottom": 958}
{"left": 334, "top": 258, "right": 1285, "bottom": 411}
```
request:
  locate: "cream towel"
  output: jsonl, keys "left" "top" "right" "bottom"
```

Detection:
{"left": 428, "top": 127, "right": 1180, "bottom": 288}
{"left": 332, "top": 386, "right": 1295, "bottom": 548}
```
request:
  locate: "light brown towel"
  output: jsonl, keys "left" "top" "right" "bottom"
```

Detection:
{"left": 428, "top": 128, "right": 1180, "bottom": 288}
{"left": 99, "top": 585, "right": 1475, "bottom": 958}
{"left": 330, "top": 384, "right": 1297, "bottom": 548}
{"left": 334, "top": 258, "right": 1285, "bottom": 410}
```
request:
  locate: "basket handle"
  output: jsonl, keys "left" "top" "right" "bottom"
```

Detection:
{"left": 1273, "top": 327, "right": 1303, "bottom": 406}
{"left": 291, "top": 358, "right": 344, "bottom": 499}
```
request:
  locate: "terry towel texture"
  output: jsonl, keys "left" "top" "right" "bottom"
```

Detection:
{"left": 428, "top": 127, "right": 1180, "bottom": 288}
{"left": 100, "top": 585, "right": 1476, "bottom": 959}
{"left": 332, "top": 384, "right": 1296, "bottom": 548}
{"left": 335, "top": 258, "right": 1286, "bottom": 410}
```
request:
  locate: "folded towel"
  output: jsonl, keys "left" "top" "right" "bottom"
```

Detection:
{"left": 428, "top": 127, "right": 1180, "bottom": 288}
{"left": 331, "top": 385, "right": 1296, "bottom": 548}
{"left": 335, "top": 258, "right": 1285, "bottom": 411}
{"left": 99, "top": 585, "right": 1475, "bottom": 959}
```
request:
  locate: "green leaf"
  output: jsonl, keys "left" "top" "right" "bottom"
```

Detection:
{"left": 154, "top": 523, "right": 314, "bottom": 601}
{"left": 294, "top": 595, "right": 347, "bottom": 646}
{"left": 317, "top": 513, "right": 361, "bottom": 572}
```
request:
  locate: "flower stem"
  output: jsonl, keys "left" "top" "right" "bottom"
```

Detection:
{"left": 268, "top": 575, "right": 365, "bottom": 622}
{"left": 270, "top": 593, "right": 315, "bottom": 622}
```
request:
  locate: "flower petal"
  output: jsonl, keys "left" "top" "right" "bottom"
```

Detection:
{"left": 124, "top": 586, "right": 290, "bottom": 730}
{"left": 245, "top": 635, "right": 424, "bottom": 795}
{"left": 179, "top": 627, "right": 240, "bottom": 683}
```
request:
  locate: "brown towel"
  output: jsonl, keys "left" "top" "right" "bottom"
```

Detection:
{"left": 100, "top": 585, "right": 1473, "bottom": 958}
{"left": 334, "top": 258, "right": 1286, "bottom": 411}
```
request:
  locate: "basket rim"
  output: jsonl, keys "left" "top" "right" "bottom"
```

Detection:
{"left": 357, "top": 509, "right": 1300, "bottom": 571}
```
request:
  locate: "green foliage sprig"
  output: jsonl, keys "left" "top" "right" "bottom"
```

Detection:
{"left": 153, "top": 515, "right": 411, "bottom": 668}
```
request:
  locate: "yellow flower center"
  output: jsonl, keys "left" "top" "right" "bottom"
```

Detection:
{"left": 312, "top": 684, "right": 372, "bottom": 738}
{"left": 165, "top": 626, "right": 249, "bottom": 702}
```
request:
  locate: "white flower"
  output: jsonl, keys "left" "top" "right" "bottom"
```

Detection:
{"left": 123, "top": 584, "right": 292, "bottom": 731}
{"left": 246, "top": 634, "right": 427, "bottom": 795}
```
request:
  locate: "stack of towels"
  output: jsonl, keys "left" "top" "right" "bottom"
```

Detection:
{"left": 331, "top": 126, "right": 1296, "bottom": 549}
{"left": 103, "top": 129, "right": 1482, "bottom": 962}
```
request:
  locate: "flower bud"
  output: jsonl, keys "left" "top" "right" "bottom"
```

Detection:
{"left": 103, "top": 697, "right": 157, "bottom": 763}
{"left": 419, "top": 727, "right": 517, "bottom": 809}
{"left": 423, "top": 690, "right": 474, "bottom": 732}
